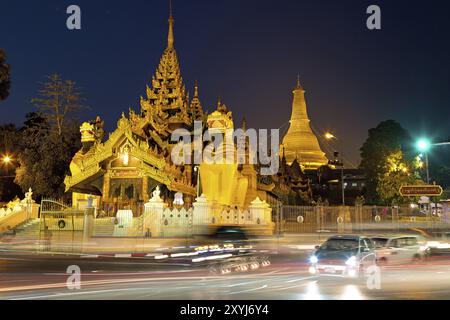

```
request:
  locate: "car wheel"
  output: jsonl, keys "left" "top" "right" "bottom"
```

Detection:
{"left": 377, "top": 257, "right": 387, "bottom": 266}
{"left": 412, "top": 254, "right": 422, "bottom": 263}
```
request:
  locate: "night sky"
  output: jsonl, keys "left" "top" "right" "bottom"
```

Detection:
{"left": 1, "top": 0, "right": 450, "bottom": 167}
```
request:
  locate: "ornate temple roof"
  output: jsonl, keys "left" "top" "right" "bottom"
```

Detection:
{"left": 190, "top": 82, "right": 204, "bottom": 120}
{"left": 138, "top": 9, "right": 201, "bottom": 140}
{"left": 64, "top": 7, "right": 199, "bottom": 197}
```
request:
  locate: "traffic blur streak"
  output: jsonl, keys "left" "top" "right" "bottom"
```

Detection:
{"left": 1, "top": 247, "right": 450, "bottom": 300}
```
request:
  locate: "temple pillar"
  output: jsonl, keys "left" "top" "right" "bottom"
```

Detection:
{"left": 185, "top": 165, "right": 192, "bottom": 186}
{"left": 102, "top": 174, "right": 110, "bottom": 202}
{"left": 192, "top": 194, "right": 209, "bottom": 235}
{"left": 143, "top": 187, "right": 166, "bottom": 237}
{"left": 249, "top": 197, "right": 274, "bottom": 232}
{"left": 142, "top": 176, "right": 149, "bottom": 202}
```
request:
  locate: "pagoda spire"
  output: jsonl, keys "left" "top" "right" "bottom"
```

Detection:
{"left": 190, "top": 80, "right": 203, "bottom": 120}
{"left": 139, "top": 0, "right": 191, "bottom": 137}
{"left": 295, "top": 74, "right": 303, "bottom": 90}
{"left": 168, "top": 0, "right": 174, "bottom": 48}
{"left": 194, "top": 80, "right": 199, "bottom": 97}
{"left": 241, "top": 117, "right": 247, "bottom": 130}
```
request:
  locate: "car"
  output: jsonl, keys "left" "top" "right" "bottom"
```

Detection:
{"left": 209, "top": 225, "right": 250, "bottom": 248}
{"left": 370, "top": 235, "right": 427, "bottom": 264}
{"left": 308, "top": 235, "right": 377, "bottom": 278}
{"left": 425, "top": 232, "right": 450, "bottom": 256}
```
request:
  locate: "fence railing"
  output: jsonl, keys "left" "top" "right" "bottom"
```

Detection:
{"left": 274, "top": 205, "right": 449, "bottom": 235}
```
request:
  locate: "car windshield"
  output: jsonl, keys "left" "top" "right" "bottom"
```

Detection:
{"left": 371, "top": 238, "right": 389, "bottom": 248}
{"left": 319, "top": 239, "right": 359, "bottom": 253}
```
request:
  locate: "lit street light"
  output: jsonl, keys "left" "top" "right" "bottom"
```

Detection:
{"left": 416, "top": 139, "right": 431, "bottom": 184}
{"left": 416, "top": 138, "right": 450, "bottom": 184}
{"left": 324, "top": 132, "right": 336, "bottom": 140}
{"left": 1, "top": 155, "right": 16, "bottom": 179}
{"left": 416, "top": 139, "right": 430, "bottom": 153}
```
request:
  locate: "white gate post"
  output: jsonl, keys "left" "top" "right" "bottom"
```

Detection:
{"left": 192, "top": 194, "right": 209, "bottom": 235}
{"left": 143, "top": 187, "right": 165, "bottom": 237}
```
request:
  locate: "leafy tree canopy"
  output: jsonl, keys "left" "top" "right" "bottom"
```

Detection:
{"left": 13, "top": 74, "right": 86, "bottom": 200}
{"left": 360, "top": 120, "right": 414, "bottom": 204}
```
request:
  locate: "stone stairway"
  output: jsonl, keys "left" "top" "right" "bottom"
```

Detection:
{"left": 93, "top": 218, "right": 115, "bottom": 236}
{"left": 12, "top": 219, "right": 41, "bottom": 240}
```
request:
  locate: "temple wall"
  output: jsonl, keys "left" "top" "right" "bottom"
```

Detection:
{"left": 142, "top": 192, "right": 273, "bottom": 238}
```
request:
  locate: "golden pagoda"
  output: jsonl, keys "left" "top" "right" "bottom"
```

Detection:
{"left": 281, "top": 77, "right": 328, "bottom": 169}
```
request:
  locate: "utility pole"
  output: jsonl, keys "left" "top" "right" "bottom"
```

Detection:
{"left": 340, "top": 161, "right": 345, "bottom": 206}
{"left": 324, "top": 133, "right": 345, "bottom": 206}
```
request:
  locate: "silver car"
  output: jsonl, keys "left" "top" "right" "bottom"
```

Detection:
{"left": 309, "top": 235, "right": 377, "bottom": 278}
{"left": 371, "top": 235, "right": 428, "bottom": 264}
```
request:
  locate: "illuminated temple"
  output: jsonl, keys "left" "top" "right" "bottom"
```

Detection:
{"left": 281, "top": 78, "right": 329, "bottom": 169}
{"left": 64, "top": 10, "right": 314, "bottom": 214}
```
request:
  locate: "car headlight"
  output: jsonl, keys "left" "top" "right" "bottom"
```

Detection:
{"left": 309, "top": 256, "right": 318, "bottom": 264}
{"left": 345, "top": 256, "right": 357, "bottom": 267}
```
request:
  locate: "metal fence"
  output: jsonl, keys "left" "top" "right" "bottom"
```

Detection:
{"left": 273, "top": 205, "right": 449, "bottom": 235}
{"left": 40, "top": 199, "right": 85, "bottom": 232}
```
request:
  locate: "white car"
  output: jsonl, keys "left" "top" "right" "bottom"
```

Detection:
{"left": 371, "top": 235, "right": 427, "bottom": 265}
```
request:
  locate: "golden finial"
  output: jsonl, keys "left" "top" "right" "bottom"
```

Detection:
{"left": 168, "top": 0, "right": 174, "bottom": 48}
{"left": 295, "top": 74, "right": 303, "bottom": 90}
{"left": 194, "top": 80, "right": 199, "bottom": 97}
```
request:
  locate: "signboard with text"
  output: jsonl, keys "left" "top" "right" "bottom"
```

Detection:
{"left": 399, "top": 185, "right": 443, "bottom": 197}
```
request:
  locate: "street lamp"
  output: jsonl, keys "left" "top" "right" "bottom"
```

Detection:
{"left": 416, "top": 139, "right": 431, "bottom": 184}
{"left": 324, "top": 132, "right": 335, "bottom": 140}
{"left": 194, "top": 165, "right": 200, "bottom": 197}
{"left": 415, "top": 138, "right": 450, "bottom": 184}
{"left": 1, "top": 155, "right": 16, "bottom": 179}
{"left": 324, "top": 133, "right": 345, "bottom": 206}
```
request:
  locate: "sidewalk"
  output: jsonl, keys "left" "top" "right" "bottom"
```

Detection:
{"left": 0, "top": 233, "right": 325, "bottom": 256}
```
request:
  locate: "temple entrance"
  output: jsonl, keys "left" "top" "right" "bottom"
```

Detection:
{"left": 104, "top": 178, "right": 144, "bottom": 217}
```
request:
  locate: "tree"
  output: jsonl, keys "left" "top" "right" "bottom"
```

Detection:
{"left": 428, "top": 136, "right": 450, "bottom": 189}
{"left": 32, "top": 74, "right": 86, "bottom": 136}
{"left": 360, "top": 120, "right": 413, "bottom": 204}
{"left": 376, "top": 149, "right": 421, "bottom": 205}
{"left": 0, "top": 124, "right": 23, "bottom": 201}
{"left": 14, "top": 114, "right": 81, "bottom": 200}
{"left": 0, "top": 49, "right": 11, "bottom": 101}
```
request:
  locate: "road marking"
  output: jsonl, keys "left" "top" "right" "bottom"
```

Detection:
{"left": 226, "top": 280, "right": 264, "bottom": 288}
{"left": 266, "top": 281, "right": 315, "bottom": 292}
{"left": 228, "top": 284, "right": 268, "bottom": 295}
{"left": 286, "top": 276, "right": 317, "bottom": 283}
{"left": 11, "top": 288, "right": 133, "bottom": 300}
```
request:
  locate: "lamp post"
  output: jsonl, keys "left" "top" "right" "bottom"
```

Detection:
{"left": 416, "top": 139, "right": 450, "bottom": 184}
{"left": 1, "top": 155, "right": 15, "bottom": 179}
{"left": 416, "top": 139, "right": 431, "bottom": 184}
{"left": 194, "top": 165, "right": 200, "bottom": 197}
{"left": 324, "top": 133, "right": 345, "bottom": 206}
{"left": 416, "top": 139, "right": 450, "bottom": 226}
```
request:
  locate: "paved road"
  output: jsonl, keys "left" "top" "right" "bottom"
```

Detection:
{"left": 1, "top": 250, "right": 450, "bottom": 300}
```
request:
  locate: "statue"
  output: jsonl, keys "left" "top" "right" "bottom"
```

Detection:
{"left": 94, "top": 116, "right": 105, "bottom": 142}
{"left": 149, "top": 186, "right": 163, "bottom": 203}
{"left": 80, "top": 122, "right": 95, "bottom": 143}
{"left": 25, "top": 188, "right": 33, "bottom": 203}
